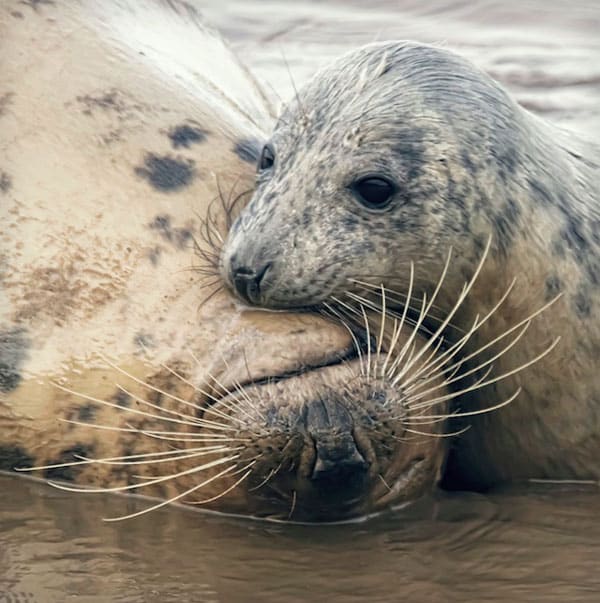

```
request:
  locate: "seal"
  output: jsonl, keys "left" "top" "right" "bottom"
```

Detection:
{"left": 0, "top": 0, "right": 511, "bottom": 522}
{"left": 0, "top": 3, "right": 561, "bottom": 521}
{"left": 220, "top": 40, "right": 600, "bottom": 489}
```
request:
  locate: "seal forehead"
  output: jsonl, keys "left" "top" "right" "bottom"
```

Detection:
{"left": 274, "top": 39, "right": 518, "bottom": 161}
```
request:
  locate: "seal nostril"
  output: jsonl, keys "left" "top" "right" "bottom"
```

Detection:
{"left": 256, "top": 261, "right": 272, "bottom": 286}
{"left": 231, "top": 261, "right": 273, "bottom": 304}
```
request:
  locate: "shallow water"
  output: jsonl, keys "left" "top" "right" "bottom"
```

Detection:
{"left": 2, "top": 475, "right": 600, "bottom": 602}
{"left": 3, "top": 1, "right": 600, "bottom": 601}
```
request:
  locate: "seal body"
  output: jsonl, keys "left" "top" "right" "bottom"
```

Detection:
{"left": 1, "top": 2, "right": 461, "bottom": 521}
{"left": 221, "top": 41, "right": 600, "bottom": 487}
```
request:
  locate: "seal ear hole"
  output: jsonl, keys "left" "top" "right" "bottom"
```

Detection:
{"left": 258, "top": 144, "right": 275, "bottom": 171}
{"left": 350, "top": 176, "right": 395, "bottom": 210}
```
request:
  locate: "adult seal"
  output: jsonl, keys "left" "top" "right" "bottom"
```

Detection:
{"left": 221, "top": 41, "right": 600, "bottom": 488}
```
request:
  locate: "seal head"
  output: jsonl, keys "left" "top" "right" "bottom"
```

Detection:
{"left": 220, "top": 40, "right": 589, "bottom": 309}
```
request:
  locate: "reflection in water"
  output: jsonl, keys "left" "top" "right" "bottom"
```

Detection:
{"left": 1, "top": 475, "right": 600, "bottom": 602}
{"left": 3, "top": 1, "right": 600, "bottom": 601}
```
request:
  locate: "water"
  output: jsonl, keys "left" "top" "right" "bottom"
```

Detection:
{"left": 3, "top": 1, "right": 600, "bottom": 601}
{"left": 1, "top": 475, "right": 600, "bottom": 602}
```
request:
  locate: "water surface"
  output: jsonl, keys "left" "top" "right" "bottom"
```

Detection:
{"left": 1, "top": 475, "right": 600, "bottom": 602}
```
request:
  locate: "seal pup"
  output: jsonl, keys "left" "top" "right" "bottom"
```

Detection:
{"left": 220, "top": 41, "right": 600, "bottom": 488}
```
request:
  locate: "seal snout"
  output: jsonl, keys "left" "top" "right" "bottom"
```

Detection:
{"left": 229, "top": 255, "right": 273, "bottom": 304}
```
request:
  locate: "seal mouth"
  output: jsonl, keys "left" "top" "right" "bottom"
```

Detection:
{"left": 212, "top": 342, "right": 361, "bottom": 400}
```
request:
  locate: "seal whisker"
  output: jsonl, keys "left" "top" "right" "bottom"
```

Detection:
{"left": 288, "top": 489, "right": 297, "bottom": 521}
{"left": 406, "top": 321, "right": 531, "bottom": 400}
{"left": 344, "top": 290, "right": 435, "bottom": 338}
{"left": 217, "top": 352, "right": 266, "bottom": 421}
{"left": 188, "top": 461, "right": 256, "bottom": 505}
{"left": 157, "top": 360, "right": 250, "bottom": 426}
{"left": 409, "top": 336, "right": 560, "bottom": 413}
{"left": 405, "top": 387, "right": 524, "bottom": 423}
{"left": 201, "top": 368, "right": 261, "bottom": 423}
{"left": 349, "top": 278, "right": 463, "bottom": 333}
{"left": 102, "top": 463, "right": 240, "bottom": 522}
{"left": 76, "top": 446, "right": 241, "bottom": 468}
{"left": 382, "top": 261, "right": 415, "bottom": 377}
{"left": 248, "top": 459, "right": 286, "bottom": 493}
{"left": 392, "top": 237, "right": 492, "bottom": 386}
{"left": 321, "top": 302, "right": 366, "bottom": 375}
{"left": 56, "top": 418, "right": 241, "bottom": 443}
{"left": 15, "top": 445, "right": 236, "bottom": 473}
{"left": 402, "top": 278, "right": 518, "bottom": 390}
{"left": 48, "top": 454, "right": 240, "bottom": 495}
{"left": 407, "top": 363, "right": 495, "bottom": 409}
{"left": 52, "top": 383, "right": 217, "bottom": 429}
{"left": 113, "top": 383, "right": 233, "bottom": 431}
{"left": 387, "top": 291, "right": 428, "bottom": 380}
{"left": 403, "top": 425, "right": 471, "bottom": 438}
{"left": 98, "top": 354, "right": 235, "bottom": 427}
{"left": 406, "top": 292, "right": 563, "bottom": 397}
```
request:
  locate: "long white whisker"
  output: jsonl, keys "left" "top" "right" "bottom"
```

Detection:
{"left": 406, "top": 387, "right": 523, "bottom": 422}
{"left": 48, "top": 454, "right": 239, "bottom": 494}
{"left": 409, "top": 336, "right": 559, "bottom": 411}
{"left": 158, "top": 361, "right": 246, "bottom": 426}
{"left": 393, "top": 236, "right": 491, "bottom": 385}
{"left": 407, "top": 321, "right": 530, "bottom": 400}
{"left": 189, "top": 462, "right": 256, "bottom": 505}
{"left": 52, "top": 384, "right": 212, "bottom": 429}
{"left": 15, "top": 445, "right": 235, "bottom": 472}
{"left": 103, "top": 463, "right": 239, "bottom": 522}
{"left": 115, "top": 383, "right": 233, "bottom": 432}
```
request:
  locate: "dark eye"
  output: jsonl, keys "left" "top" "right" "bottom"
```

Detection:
{"left": 351, "top": 176, "right": 395, "bottom": 209}
{"left": 259, "top": 144, "right": 275, "bottom": 171}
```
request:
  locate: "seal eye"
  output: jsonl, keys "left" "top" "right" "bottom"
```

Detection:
{"left": 351, "top": 177, "right": 395, "bottom": 209}
{"left": 259, "top": 144, "right": 275, "bottom": 171}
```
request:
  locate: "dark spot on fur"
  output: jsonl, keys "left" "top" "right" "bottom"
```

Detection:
{"left": 148, "top": 214, "right": 193, "bottom": 249}
{"left": 112, "top": 390, "right": 132, "bottom": 408}
{"left": 134, "top": 331, "right": 155, "bottom": 349}
{"left": 0, "top": 328, "right": 29, "bottom": 393}
{"left": 44, "top": 444, "right": 94, "bottom": 481}
{"left": 167, "top": 123, "right": 207, "bottom": 148}
{"left": 491, "top": 197, "right": 521, "bottom": 254}
{"left": 135, "top": 153, "right": 195, "bottom": 191}
{"left": 148, "top": 246, "right": 162, "bottom": 266}
{"left": 574, "top": 290, "right": 591, "bottom": 319}
{"left": 563, "top": 215, "right": 588, "bottom": 255}
{"left": 460, "top": 150, "right": 476, "bottom": 173}
{"left": 341, "top": 214, "right": 359, "bottom": 232}
{"left": 234, "top": 138, "right": 262, "bottom": 164}
{"left": 528, "top": 178, "right": 555, "bottom": 206}
{"left": 0, "top": 93, "right": 14, "bottom": 117}
{"left": 393, "top": 127, "right": 427, "bottom": 183}
{"left": 0, "top": 172, "right": 12, "bottom": 193}
{"left": 77, "top": 404, "right": 98, "bottom": 422}
{"left": 545, "top": 275, "right": 562, "bottom": 301}
{"left": 551, "top": 237, "right": 566, "bottom": 259}
{"left": 0, "top": 445, "right": 34, "bottom": 471}
{"left": 11, "top": 10, "right": 24, "bottom": 18}
{"left": 391, "top": 216, "right": 411, "bottom": 232}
